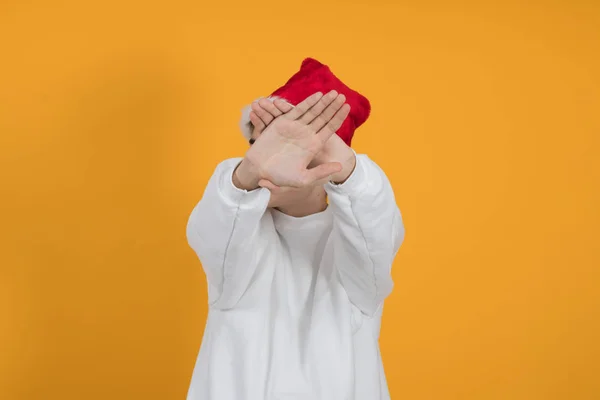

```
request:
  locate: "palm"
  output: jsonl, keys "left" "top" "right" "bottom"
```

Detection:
{"left": 310, "top": 129, "right": 347, "bottom": 166}
{"left": 244, "top": 91, "right": 350, "bottom": 188}
{"left": 247, "top": 119, "right": 327, "bottom": 187}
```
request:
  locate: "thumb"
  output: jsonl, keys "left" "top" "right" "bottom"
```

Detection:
{"left": 258, "top": 179, "right": 282, "bottom": 193}
{"left": 303, "top": 162, "right": 342, "bottom": 186}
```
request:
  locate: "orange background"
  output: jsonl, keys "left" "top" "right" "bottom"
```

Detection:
{"left": 1, "top": 1, "right": 599, "bottom": 399}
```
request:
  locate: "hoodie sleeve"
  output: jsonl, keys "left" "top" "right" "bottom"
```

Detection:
{"left": 186, "top": 158, "right": 273, "bottom": 310}
{"left": 324, "top": 153, "right": 405, "bottom": 317}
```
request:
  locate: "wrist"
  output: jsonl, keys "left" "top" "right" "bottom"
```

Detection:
{"left": 330, "top": 149, "right": 356, "bottom": 184}
{"left": 232, "top": 158, "right": 261, "bottom": 191}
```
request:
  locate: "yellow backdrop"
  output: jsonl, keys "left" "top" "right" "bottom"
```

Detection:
{"left": 1, "top": 1, "right": 599, "bottom": 399}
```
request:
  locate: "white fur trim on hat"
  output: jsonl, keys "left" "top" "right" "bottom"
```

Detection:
{"left": 239, "top": 96, "right": 292, "bottom": 140}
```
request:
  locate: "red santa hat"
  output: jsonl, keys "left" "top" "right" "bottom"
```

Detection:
{"left": 239, "top": 58, "right": 371, "bottom": 147}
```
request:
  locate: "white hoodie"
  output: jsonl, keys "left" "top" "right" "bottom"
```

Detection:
{"left": 185, "top": 154, "right": 405, "bottom": 400}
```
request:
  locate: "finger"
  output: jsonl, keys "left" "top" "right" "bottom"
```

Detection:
{"left": 302, "top": 162, "right": 342, "bottom": 186}
{"left": 273, "top": 98, "right": 294, "bottom": 114}
{"left": 258, "top": 179, "right": 281, "bottom": 192}
{"left": 249, "top": 111, "right": 266, "bottom": 134}
{"left": 315, "top": 103, "right": 351, "bottom": 145}
{"left": 311, "top": 176, "right": 334, "bottom": 186}
{"left": 298, "top": 90, "right": 339, "bottom": 125}
{"left": 259, "top": 179, "right": 299, "bottom": 195}
{"left": 258, "top": 98, "right": 284, "bottom": 118}
{"left": 260, "top": 178, "right": 328, "bottom": 192}
{"left": 309, "top": 93, "right": 346, "bottom": 133}
{"left": 285, "top": 92, "right": 323, "bottom": 120}
{"left": 251, "top": 101, "right": 274, "bottom": 126}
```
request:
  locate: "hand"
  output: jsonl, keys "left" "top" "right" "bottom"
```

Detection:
{"left": 309, "top": 129, "right": 356, "bottom": 184}
{"left": 248, "top": 98, "right": 294, "bottom": 138}
{"left": 248, "top": 95, "right": 356, "bottom": 186}
{"left": 234, "top": 90, "right": 350, "bottom": 190}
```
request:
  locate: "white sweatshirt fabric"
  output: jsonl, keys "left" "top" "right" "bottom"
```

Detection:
{"left": 185, "top": 154, "right": 405, "bottom": 400}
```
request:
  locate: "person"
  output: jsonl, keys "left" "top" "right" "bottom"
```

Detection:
{"left": 185, "top": 59, "right": 405, "bottom": 400}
